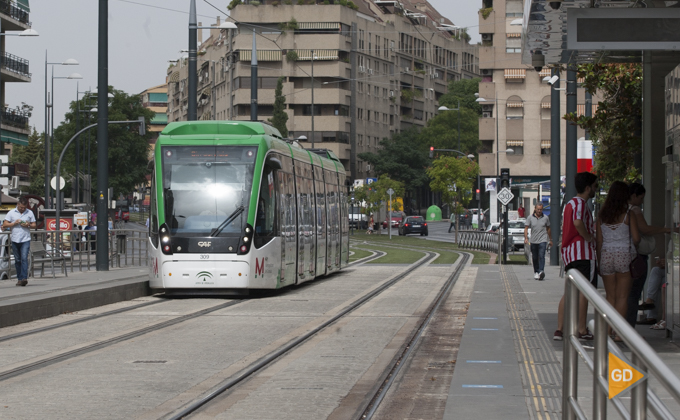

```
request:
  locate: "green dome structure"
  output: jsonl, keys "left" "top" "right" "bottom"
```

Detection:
{"left": 426, "top": 205, "right": 442, "bottom": 221}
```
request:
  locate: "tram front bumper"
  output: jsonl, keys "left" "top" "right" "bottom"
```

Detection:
{"left": 161, "top": 260, "right": 250, "bottom": 288}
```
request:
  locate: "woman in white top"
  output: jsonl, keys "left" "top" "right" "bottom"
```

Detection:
{"left": 596, "top": 181, "right": 641, "bottom": 335}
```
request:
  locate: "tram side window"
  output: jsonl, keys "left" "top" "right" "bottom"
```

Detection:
{"left": 150, "top": 165, "right": 159, "bottom": 248}
{"left": 255, "top": 165, "right": 276, "bottom": 248}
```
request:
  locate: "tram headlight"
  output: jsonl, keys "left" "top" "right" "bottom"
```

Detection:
{"left": 162, "top": 236, "right": 170, "bottom": 243}
{"left": 159, "top": 223, "right": 173, "bottom": 255}
{"left": 243, "top": 236, "right": 249, "bottom": 243}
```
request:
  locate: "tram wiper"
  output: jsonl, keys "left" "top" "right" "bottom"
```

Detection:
{"left": 210, "top": 205, "right": 245, "bottom": 237}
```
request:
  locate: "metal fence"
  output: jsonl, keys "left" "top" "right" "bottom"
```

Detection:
{"left": 458, "top": 230, "right": 500, "bottom": 254}
{"left": 563, "top": 268, "right": 680, "bottom": 419}
{"left": 0, "top": 228, "right": 149, "bottom": 278}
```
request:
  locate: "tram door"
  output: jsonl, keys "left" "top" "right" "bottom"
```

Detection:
{"left": 296, "top": 162, "right": 315, "bottom": 281}
{"left": 338, "top": 173, "right": 349, "bottom": 266}
{"left": 325, "top": 170, "right": 340, "bottom": 272}
{"left": 277, "top": 167, "right": 297, "bottom": 285}
{"left": 314, "top": 166, "right": 327, "bottom": 276}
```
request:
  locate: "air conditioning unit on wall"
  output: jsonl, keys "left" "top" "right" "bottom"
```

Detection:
{"left": 359, "top": 66, "right": 365, "bottom": 73}
{"left": 483, "top": 111, "right": 492, "bottom": 118}
{"left": 481, "top": 34, "right": 492, "bottom": 41}
{"left": 482, "top": 104, "right": 493, "bottom": 111}
{"left": 481, "top": 69, "right": 492, "bottom": 76}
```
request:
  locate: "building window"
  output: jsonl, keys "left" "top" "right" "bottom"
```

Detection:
{"left": 506, "top": 0, "right": 523, "bottom": 17}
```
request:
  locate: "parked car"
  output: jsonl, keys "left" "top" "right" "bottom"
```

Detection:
{"left": 458, "top": 210, "right": 472, "bottom": 227}
{"left": 382, "top": 211, "right": 403, "bottom": 229}
{"left": 399, "top": 216, "right": 428, "bottom": 236}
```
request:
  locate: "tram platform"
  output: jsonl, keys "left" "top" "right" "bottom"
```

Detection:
{"left": 445, "top": 263, "right": 680, "bottom": 419}
{"left": 0, "top": 266, "right": 149, "bottom": 328}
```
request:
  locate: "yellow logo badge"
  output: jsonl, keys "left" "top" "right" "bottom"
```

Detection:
{"left": 609, "top": 352, "right": 646, "bottom": 399}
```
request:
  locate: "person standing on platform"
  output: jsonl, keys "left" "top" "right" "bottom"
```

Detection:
{"left": 3, "top": 196, "right": 36, "bottom": 286}
{"left": 524, "top": 203, "right": 552, "bottom": 280}
{"left": 554, "top": 172, "right": 598, "bottom": 341}
{"left": 625, "top": 183, "right": 672, "bottom": 327}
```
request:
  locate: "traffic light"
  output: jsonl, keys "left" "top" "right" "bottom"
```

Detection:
{"left": 500, "top": 168, "right": 510, "bottom": 189}
{"left": 476, "top": 188, "right": 480, "bottom": 200}
{"left": 429, "top": 146, "right": 434, "bottom": 158}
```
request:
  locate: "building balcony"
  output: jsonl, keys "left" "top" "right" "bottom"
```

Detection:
{"left": 478, "top": 45, "right": 495, "bottom": 64}
{"left": 1, "top": 51, "right": 31, "bottom": 82}
{"left": 479, "top": 117, "right": 495, "bottom": 141}
{"left": 479, "top": 152, "right": 495, "bottom": 176}
{"left": 0, "top": 0, "right": 30, "bottom": 31}
{"left": 479, "top": 82, "right": 495, "bottom": 101}
{"left": 287, "top": 115, "right": 349, "bottom": 133}
{"left": 478, "top": 10, "right": 496, "bottom": 34}
{"left": 2, "top": 108, "right": 29, "bottom": 131}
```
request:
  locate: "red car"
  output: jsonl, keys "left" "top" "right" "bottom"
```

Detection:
{"left": 382, "top": 211, "right": 403, "bottom": 229}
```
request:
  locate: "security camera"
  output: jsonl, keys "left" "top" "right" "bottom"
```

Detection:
{"left": 531, "top": 52, "right": 545, "bottom": 73}
{"left": 547, "top": 75, "right": 559, "bottom": 85}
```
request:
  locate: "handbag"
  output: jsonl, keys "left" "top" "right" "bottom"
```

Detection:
{"left": 628, "top": 211, "right": 647, "bottom": 279}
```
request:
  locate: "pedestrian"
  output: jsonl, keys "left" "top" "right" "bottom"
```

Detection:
{"left": 524, "top": 203, "right": 552, "bottom": 280}
{"left": 367, "top": 215, "right": 374, "bottom": 234}
{"left": 448, "top": 215, "right": 455, "bottom": 233}
{"left": 554, "top": 172, "right": 598, "bottom": 341}
{"left": 87, "top": 221, "right": 97, "bottom": 253}
{"left": 479, "top": 211, "right": 485, "bottom": 230}
{"left": 2, "top": 195, "right": 36, "bottom": 286}
{"left": 518, "top": 204, "right": 526, "bottom": 218}
{"left": 596, "top": 181, "right": 640, "bottom": 341}
{"left": 145, "top": 216, "right": 150, "bottom": 229}
{"left": 625, "top": 182, "right": 672, "bottom": 327}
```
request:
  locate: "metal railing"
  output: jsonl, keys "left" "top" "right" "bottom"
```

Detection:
{"left": 1, "top": 51, "right": 30, "bottom": 77}
{"left": 0, "top": 0, "right": 29, "bottom": 24}
{"left": 458, "top": 230, "right": 500, "bottom": 254}
{"left": 0, "top": 229, "right": 149, "bottom": 278}
{"left": 563, "top": 268, "right": 680, "bottom": 419}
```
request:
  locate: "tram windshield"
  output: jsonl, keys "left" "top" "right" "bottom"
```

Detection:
{"left": 161, "top": 145, "right": 258, "bottom": 236}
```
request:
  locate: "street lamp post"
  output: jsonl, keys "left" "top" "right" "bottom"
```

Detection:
{"left": 50, "top": 70, "right": 82, "bottom": 209}
{"left": 44, "top": 56, "right": 78, "bottom": 209}
{"left": 438, "top": 101, "right": 461, "bottom": 150}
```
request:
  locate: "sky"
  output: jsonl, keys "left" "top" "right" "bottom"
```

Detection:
{"left": 11, "top": 0, "right": 480, "bottom": 133}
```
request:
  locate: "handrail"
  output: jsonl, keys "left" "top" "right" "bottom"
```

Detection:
{"left": 458, "top": 230, "right": 500, "bottom": 254}
{"left": 564, "top": 268, "right": 680, "bottom": 419}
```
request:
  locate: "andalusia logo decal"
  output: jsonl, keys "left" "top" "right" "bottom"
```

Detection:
{"left": 197, "top": 271, "right": 213, "bottom": 282}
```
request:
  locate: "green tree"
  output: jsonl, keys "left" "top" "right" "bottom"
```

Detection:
{"left": 358, "top": 127, "right": 429, "bottom": 194}
{"left": 53, "top": 86, "right": 154, "bottom": 201}
{"left": 353, "top": 175, "right": 405, "bottom": 217}
{"left": 10, "top": 128, "right": 46, "bottom": 195}
{"left": 269, "top": 76, "right": 289, "bottom": 137}
{"left": 426, "top": 155, "right": 479, "bottom": 218}
{"left": 564, "top": 63, "right": 642, "bottom": 187}
{"left": 422, "top": 78, "right": 482, "bottom": 155}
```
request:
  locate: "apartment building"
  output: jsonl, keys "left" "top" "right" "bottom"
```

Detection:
{"left": 167, "top": 0, "right": 478, "bottom": 181}
{"left": 0, "top": 0, "right": 32, "bottom": 155}
{"left": 140, "top": 83, "right": 168, "bottom": 156}
{"left": 478, "top": 0, "right": 593, "bottom": 212}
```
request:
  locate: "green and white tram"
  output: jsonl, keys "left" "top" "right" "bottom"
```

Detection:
{"left": 148, "top": 121, "right": 349, "bottom": 294}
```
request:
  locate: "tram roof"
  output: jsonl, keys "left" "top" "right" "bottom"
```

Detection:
{"left": 160, "top": 121, "right": 283, "bottom": 139}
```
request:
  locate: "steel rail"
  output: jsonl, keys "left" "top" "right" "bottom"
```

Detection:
{"left": 359, "top": 251, "right": 470, "bottom": 419}
{"left": 165, "top": 249, "right": 437, "bottom": 420}
{"left": 0, "top": 299, "right": 245, "bottom": 383}
{"left": 0, "top": 298, "right": 165, "bottom": 343}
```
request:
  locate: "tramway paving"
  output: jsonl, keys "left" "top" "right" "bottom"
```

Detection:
{"left": 0, "top": 251, "right": 465, "bottom": 419}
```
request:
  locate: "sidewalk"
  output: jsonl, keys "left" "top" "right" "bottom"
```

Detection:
{"left": 445, "top": 263, "right": 680, "bottom": 419}
{"left": 0, "top": 267, "right": 150, "bottom": 328}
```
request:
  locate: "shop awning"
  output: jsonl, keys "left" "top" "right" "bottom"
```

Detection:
{"left": 507, "top": 101, "right": 524, "bottom": 108}
{"left": 298, "top": 22, "right": 340, "bottom": 30}
{"left": 539, "top": 68, "right": 551, "bottom": 77}
{"left": 238, "top": 50, "right": 283, "bottom": 62}
{"left": 504, "top": 69, "right": 526, "bottom": 79}
{"left": 295, "top": 49, "right": 339, "bottom": 61}
{"left": 507, "top": 140, "right": 524, "bottom": 147}
{"left": 541, "top": 140, "right": 551, "bottom": 149}
{"left": 541, "top": 102, "right": 551, "bottom": 109}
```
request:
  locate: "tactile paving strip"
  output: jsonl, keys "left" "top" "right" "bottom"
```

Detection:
{"left": 501, "top": 266, "right": 563, "bottom": 420}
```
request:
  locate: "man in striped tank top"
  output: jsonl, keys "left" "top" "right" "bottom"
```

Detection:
{"left": 554, "top": 172, "right": 598, "bottom": 341}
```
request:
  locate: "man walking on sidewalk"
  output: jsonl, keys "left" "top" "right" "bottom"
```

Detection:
{"left": 3, "top": 196, "right": 36, "bottom": 286}
{"left": 524, "top": 203, "right": 552, "bottom": 280}
{"left": 554, "top": 172, "right": 598, "bottom": 341}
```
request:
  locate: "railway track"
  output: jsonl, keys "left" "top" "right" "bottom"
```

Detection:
{"left": 166, "top": 246, "right": 469, "bottom": 419}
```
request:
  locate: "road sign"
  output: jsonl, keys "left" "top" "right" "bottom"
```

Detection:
{"left": 497, "top": 187, "right": 514, "bottom": 206}
{"left": 609, "top": 352, "right": 646, "bottom": 399}
{"left": 51, "top": 176, "right": 66, "bottom": 191}
{"left": 366, "top": 178, "right": 377, "bottom": 184}
{"left": 387, "top": 188, "right": 394, "bottom": 196}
